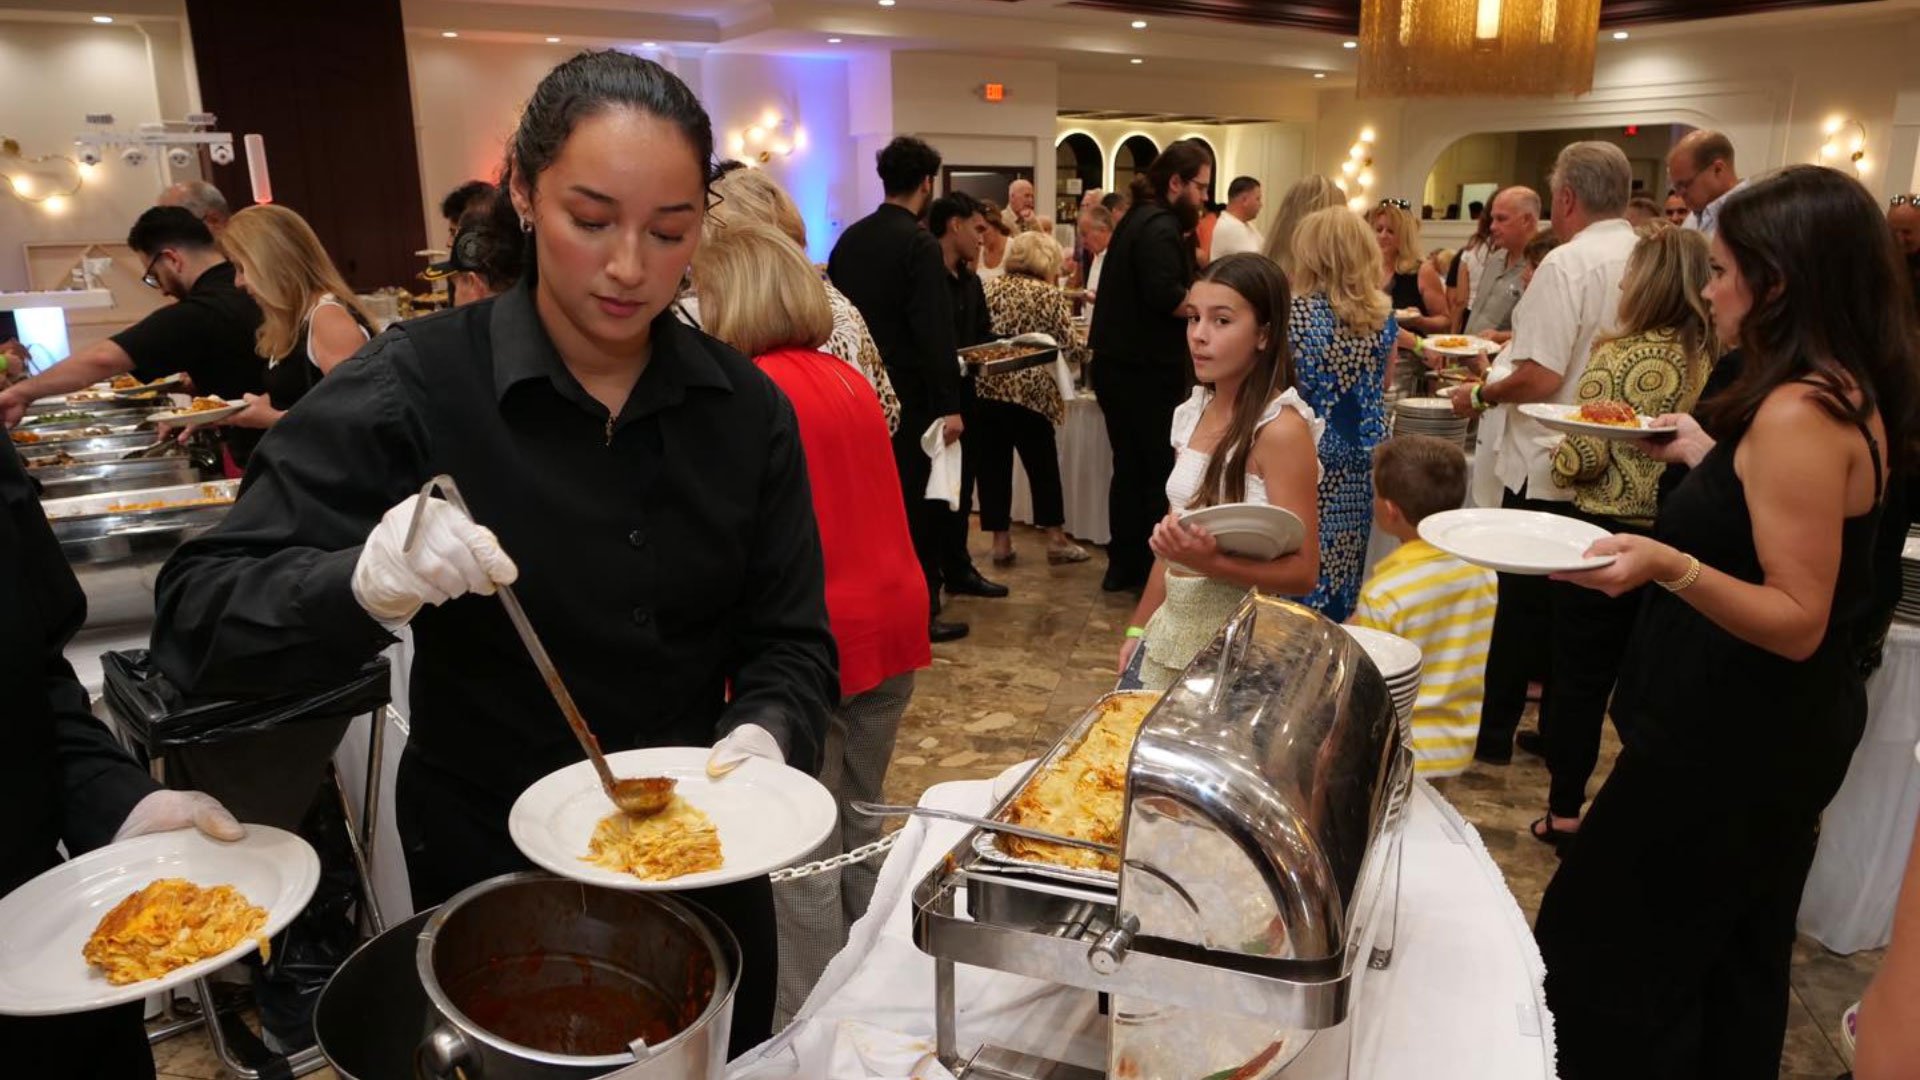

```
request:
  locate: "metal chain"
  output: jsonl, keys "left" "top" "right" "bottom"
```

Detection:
{"left": 769, "top": 830, "right": 901, "bottom": 882}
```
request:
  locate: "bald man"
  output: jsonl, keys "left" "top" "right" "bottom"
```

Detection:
{"left": 157, "top": 179, "right": 232, "bottom": 234}
{"left": 1892, "top": 198, "right": 1920, "bottom": 316}
{"left": 1004, "top": 178, "right": 1036, "bottom": 230}
{"left": 1666, "top": 130, "right": 1745, "bottom": 235}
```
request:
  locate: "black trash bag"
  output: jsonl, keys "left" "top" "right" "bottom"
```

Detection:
{"left": 101, "top": 649, "right": 389, "bottom": 755}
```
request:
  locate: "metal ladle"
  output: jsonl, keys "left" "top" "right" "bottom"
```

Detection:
{"left": 404, "top": 474, "right": 672, "bottom": 818}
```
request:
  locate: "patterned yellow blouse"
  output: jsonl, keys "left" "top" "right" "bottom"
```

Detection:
{"left": 1550, "top": 327, "right": 1713, "bottom": 526}
{"left": 980, "top": 273, "right": 1082, "bottom": 426}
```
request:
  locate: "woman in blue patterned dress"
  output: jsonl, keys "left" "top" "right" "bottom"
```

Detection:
{"left": 1286, "top": 207, "right": 1397, "bottom": 622}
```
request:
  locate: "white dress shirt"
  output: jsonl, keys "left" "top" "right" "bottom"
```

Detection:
{"left": 1494, "top": 217, "right": 1639, "bottom": 500}
{"left": 1682, "top": 178, "right": 1749, "bottom": 237}
{"left": 1209, "top": 212, "right": 1263, "bottom": 260}
{"left": 1086, "top": 250, "right": 1106, "bottom": 295}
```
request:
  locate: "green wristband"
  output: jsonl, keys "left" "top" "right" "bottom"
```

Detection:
{"left": 1471, "top": 384, "right": 1488, "bottom": 411}
{"left": 1125, "top": 626, "right": 1145, "bottom": 639}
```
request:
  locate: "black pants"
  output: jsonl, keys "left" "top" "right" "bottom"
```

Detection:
{"left": 0, "top": 1003, "right": 153, "bottom": 1079}
{"left": 1543, "top": 513, "right": 1649, "bottom": 818}
{"left": 893, "top": 411, "right": 952, "bottom": 615}
{"left": 1475, "top": 487, "right": 1561, "bottom": 756}
{"left": 1092, "top": 355, "right": 1184, "bottom": 587}
{"left": 1536, "top": 749, "right": 1818, "bottom": 1078}
{"left": 396, "top": 751, "right": 777, "bottom": 1057}
{"left": 974, "top": 398, "right": 1064, "bottom": 532}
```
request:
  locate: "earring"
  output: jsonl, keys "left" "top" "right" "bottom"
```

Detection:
{"left": 520, "top": 217, "right": 533, "bottom": 235}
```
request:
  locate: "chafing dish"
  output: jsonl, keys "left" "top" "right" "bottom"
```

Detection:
{"left": 44, "top": 479, "right": 239, "bottom": 565}
{"left": 30, "top": 457, "right": 200, "bottom": 499}
{"left": 913, "top": 596, "right": 1413, "bottom": 1079}
{"left": 16, "top": 408, "right": 152, "bottom": 432}
{"left": 17, "top": 431, "right": 161, "bottom": 457}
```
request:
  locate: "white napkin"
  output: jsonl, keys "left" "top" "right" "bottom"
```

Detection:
{"left": 921, "top": 418, "right": 962, "bottom": 510}
{"left": 825, "top": 1021, "right": 958, "bottom": 1080}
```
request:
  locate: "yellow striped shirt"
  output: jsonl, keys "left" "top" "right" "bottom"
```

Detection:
{"left": 1351, "top": 540, "right": 1499, "bottom": 778}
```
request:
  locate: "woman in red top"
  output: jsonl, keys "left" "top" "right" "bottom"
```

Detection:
{"left": 693, "top": 219, "right": 929, "bottom": 1017}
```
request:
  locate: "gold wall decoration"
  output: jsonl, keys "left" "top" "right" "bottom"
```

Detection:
{"left": 1358, "top": 0, "right": 1603, "bottom": 98}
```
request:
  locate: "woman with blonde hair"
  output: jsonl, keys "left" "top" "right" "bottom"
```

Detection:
{"left": 1370, "top": 200, "right": 1451, "bottom": 335}
{"left": 693, "top": 219, "right": 929, "bottom": 1023}
{"left": 1261, "top": 175, "right": 1343, "bottom": 278}
{"left": 218, "top": 203, "right": 375, "bottom": 427}
{"left": 1532, "top": 226, "right": 1717, "bottom": 845}
{"left": 704, "top": 166, "right": 900, "bottom": 433}
{"left": 978, "top": 230, "right": 1089, "bottom": 566}
{"left": 1289, "top": 205, "right": 1398, "bottom": 622}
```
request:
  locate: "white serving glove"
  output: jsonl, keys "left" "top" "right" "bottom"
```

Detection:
{"left": 351, "top": 494, "right": 519, "bottom": 629}
{"left": 114, "top": 790, "right": 246, "bottom": 843}
{"left": 706, "top": 724, "right": 783, "bottom": 778}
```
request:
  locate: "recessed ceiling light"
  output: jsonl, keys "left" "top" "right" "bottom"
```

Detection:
{"left": 1130, "top": 57, "right": 1143, "bottom": 64}
{"left": 546, "top": 36, "right": 561, "bottom": 42}
{"left": 1342, "top": 40, "right": 1357, "bottom": 49}
{"left": 828, "top": 37, "right": 843, "bottom": 43}
{"left": 91, "top": 15, "right": 113, "bottom": 23}
{"left": 441, "top": 30, "right": 457, "bottom": 38}
{"left": 1131, "top": 19, "right": 1147, "bottom": 29}
{"left": 1611, "top": 30, "right": 1630, "bottom": 39}
{"left": 1314, "top": 72, "right": 1326, "bottom": 79}
{"left": 878, "top": 0, "right": 895, "bottom": 6}
{"left": 642, "top": 40, "right": 656, "bottom": 46}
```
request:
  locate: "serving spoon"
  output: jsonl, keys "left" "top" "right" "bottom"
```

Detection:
{"left": 404, "top": 474, "right": 672, "bottom": 818}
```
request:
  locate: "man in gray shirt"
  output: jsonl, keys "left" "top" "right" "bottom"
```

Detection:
{"left": 1463, "top": 186, "right": 1541, "bottom": 339}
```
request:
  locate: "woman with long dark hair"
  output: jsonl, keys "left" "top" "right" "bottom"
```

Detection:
{"left": 1537, "top": 165, "right": 1918, "bottom": 1077}
{"left": 150, "top": 51, "right": 839, "bottom": 1052}
{"left": 1119, "top": 253, "right": 1322, "bottom": 691}
{"left": 1087, "top": 139, "right": 1212, "bottom": 593}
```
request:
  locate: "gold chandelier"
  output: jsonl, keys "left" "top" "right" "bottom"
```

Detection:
{"left": 1358, "top": 0, "right": 1603, "bottom": 98}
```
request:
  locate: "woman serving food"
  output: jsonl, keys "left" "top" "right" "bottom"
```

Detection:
{"left": 149, "top": 51, "right": 837, "bottom": 1054}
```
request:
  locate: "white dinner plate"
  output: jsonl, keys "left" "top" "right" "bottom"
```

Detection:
{"left": 1419, "top": 508, "right": 1617, "bottom": 575}
{"left": 1177, "top": 502, "right": 1307, "bottom": 562}
{"left": 509, "top": 746, "right": 838, "bottom": 892}
{"left": 1341, "top": 625, "right": 1424, "bottom": 681}
{"left": 147, "top": 400, "right": 245, "bottom": 427}
{"left": 1518, "top": 403, "right": 1664, "bottom": 440}
{"left": 0, "top": 826, "right": 318, "bottom": 1017}
{"left": 1422, "top": 335, "right": 1501, "bottom": 358}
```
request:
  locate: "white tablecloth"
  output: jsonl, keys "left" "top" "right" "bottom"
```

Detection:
{"left": 732, "top": 778, "right": 1554, "bottom": 1080}
{"left": 1001, "top": 396, "right": 1112, "bottom": 545}
{"left": 1799, "top": 620, "right": 1920, "bottom": 953}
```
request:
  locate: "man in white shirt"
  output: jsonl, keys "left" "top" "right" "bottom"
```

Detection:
{"left": 1208, "top": 176, "right": 1264, "bottom": 260}
{"left": 1004, "top": 178, "right": 1037, "bottom": 232}
{"left": 1667, "top": 130, "right": 1746, "bottom": 237}
{"left": 1080, "top": 205, "right": 1114, "bottom": 298}
{"left": 1457, "top": 141, "right": 1638, "bottom": 767}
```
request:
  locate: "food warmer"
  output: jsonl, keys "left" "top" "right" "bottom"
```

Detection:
{"left": 41, "top": 479, "right": 239, "bottom": 566}
{"left": 912, "top": 595, "right": 1413, "bottom": 1079}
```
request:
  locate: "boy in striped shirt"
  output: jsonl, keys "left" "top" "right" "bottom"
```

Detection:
{"left": 1351, "top": 436, "right": 1498, "bottom": 778}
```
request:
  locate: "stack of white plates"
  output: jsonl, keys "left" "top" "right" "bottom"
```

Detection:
{"left": 1393, "top": 397, "right": 1470, "bottom": 446}
{"left": 1897, "top": 529, "right": 1920, "bottom": 625}
{"left": 1342, "top": 625, "right": 1424, "bottom": 728}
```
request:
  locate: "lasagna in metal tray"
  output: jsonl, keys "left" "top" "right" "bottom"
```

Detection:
{"left": 999, "top": 691, "right": 1157, "bottom": 871}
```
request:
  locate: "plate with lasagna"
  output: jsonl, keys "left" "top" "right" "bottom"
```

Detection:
{"left": 1519, "top": 401, "right": 1665, "bottom": 439}
{"left": 147, "top": 396, "right": 246, "bottom": 427}
{"left": 0, "top": 825, "right": 318, "bottom": 1016}
{"left": 1421, "top": 334, "right": 1501, "bottom": 358}
{"left": 509, "top": 746, "right": 837, "bottom": 891}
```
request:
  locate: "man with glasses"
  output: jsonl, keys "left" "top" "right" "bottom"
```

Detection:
{"left": 1665, "top": 130, "right": 1745, "bottom": 236}
{"left": 0, "top": 206, "right": 266, "bottom": 459}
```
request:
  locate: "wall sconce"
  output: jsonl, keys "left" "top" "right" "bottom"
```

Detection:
{"left": 728, "top": 107, "right": 805, "bottom": 166}
{"left": 1, "top": 137, "right": 84, "bottom": 213}
{"left": 1337, "top": 127, "right": 1377, "bottom": 211}
{"left": 1819, "top": 116, "right": 1869, "bottom": 176}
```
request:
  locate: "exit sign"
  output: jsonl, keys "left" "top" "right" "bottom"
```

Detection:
{"left": 982, "top": 82, "right": 1006, "bottom": 102}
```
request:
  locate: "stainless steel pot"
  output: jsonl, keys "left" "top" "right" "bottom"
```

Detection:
{"left": 314, "top": 908, "right": 438, "bottom": 1080}
{"left": 415, "top": 872, "right": 737, "bottom": 1080}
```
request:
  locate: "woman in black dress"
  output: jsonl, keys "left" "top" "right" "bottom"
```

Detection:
{"left": 1536, "top": 165, "right": 1918, "bottom": 1077}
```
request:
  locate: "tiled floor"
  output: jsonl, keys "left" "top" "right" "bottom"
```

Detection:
{"left": 152, "top": 524, "right": 1878, "bottom": 1078}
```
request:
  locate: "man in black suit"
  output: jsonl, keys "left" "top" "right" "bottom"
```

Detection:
{"left": 1087, "top": 139, "right": 1211, "bottom": 592}
{"left": 829, "top": 137, "right": 972, "bottom": 642}
{"left": 0, "top": 444, "right": 243, "bottom": 1078}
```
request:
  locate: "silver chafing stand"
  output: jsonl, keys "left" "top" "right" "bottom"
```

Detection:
{"left": 913, "top": 595, "right": 1414, "bottom": 1079}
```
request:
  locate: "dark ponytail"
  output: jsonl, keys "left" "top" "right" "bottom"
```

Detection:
{"left": 488, "top": 50, "right": 717, "bottom": 282}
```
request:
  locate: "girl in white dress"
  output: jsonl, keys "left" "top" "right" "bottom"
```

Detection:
{"left": 1120, "top": 253, "right": 1324, "bottom": 691}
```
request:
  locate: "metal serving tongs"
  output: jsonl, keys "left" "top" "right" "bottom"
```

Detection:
{"left": 403, "top": 474, "right": 673, "bottom": 818}
{"left": 849, "top": 801, "right": 1118, "bottom": 857}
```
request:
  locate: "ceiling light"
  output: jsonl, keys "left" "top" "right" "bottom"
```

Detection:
{"left": 1612, "top": 30, "right": 1629, "bottom": 40}
{"left": 642, "top": 40, "right": 656, "bottom": 47}
{"left": 91, "top": 15, "right": 113, "bottom": 23}
{"left": 1342, "top": 40, "right": 1357, "bottom": 49}
{"left": 878, "top": 0, "right": 895, "bottom": 6}
{"left": 828, "top": 37, "right": 842, "bottom": 43}
{"left": 1129, "top": 57, "right": 1143, "bottom": 64}
{"left": 1313, "top": 72, "right": 1326, "bottom": 79}
{"left": 1131, "top": 19, "right": 1147, "bottom": 29}
{"left": 441, "top": 30, "right": 457, "bottom": 38}
{"left": 546, "top": 36, "right": 560, "bottom": 43}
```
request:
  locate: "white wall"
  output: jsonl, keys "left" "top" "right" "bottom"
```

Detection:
{"left": 890, "top": 52, "right": 1060, "bottom": 226}
{"left": 700, "top": 53, "right": 854, "bottom": 262}
{"left": 0, "top": 19, "right": 184, "bottom": 291}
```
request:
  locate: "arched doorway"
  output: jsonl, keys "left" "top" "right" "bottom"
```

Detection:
{"left": 1055, "top": 132, "right": 1104, "bottom": 225}
{"left": 1112, "top": 134, "right": 1158, "bottom": 200}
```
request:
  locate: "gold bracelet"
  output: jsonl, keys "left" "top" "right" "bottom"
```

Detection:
{"left": 1658, "top": 554, "right": 1702, "bottom": 593}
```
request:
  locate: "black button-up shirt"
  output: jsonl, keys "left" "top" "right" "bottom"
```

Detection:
{"left": 109, "top": 261, "right": 267, "bottom": 462}
{"left": 152, "top": 281, "right": 838, "bottom": 803}
{"left": 948, "top": 266, "right": 994, "bottom": 349}
{"left": 828, "top": 203, "right": 963, "bottom": 423}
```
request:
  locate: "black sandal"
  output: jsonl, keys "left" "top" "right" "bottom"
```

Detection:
{"left": 1530, "top": 814, "right": 1578, "bottom": 850}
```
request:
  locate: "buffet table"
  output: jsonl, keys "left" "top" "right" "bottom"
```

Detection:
{"left": 732, "top": 777, "right": 1555, "bottom": 1080}
{"left": 998, "top": 395, "right": 1112, "bottom": 546}
{"left": 1799, "top": 620, "right": 1920, "bottom": 953}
